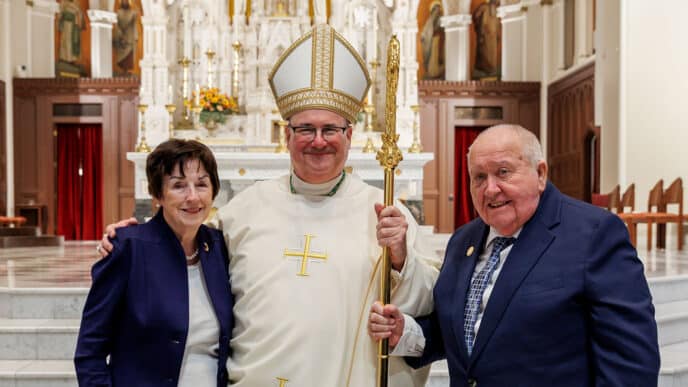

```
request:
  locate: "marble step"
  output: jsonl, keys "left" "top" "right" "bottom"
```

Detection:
{"left": 0, "top": 236, "right": 64, "bottom": 248}
{"left": 648, "top": 275, "right": 688, "bottom": 305}
{"left": 1, "top": 272, "right": 685, "bottom": 318}
{"left": 656, "top": 300, "right": 688, "bottom": 347}
{"left": 0, "top": 360, "right": 76, "bottom": 387}
{"left": 0, "top": 289, "right": 87, "bottom": 319}
{"left": 0, "top": 228, "right": 40, "bottom": 237}
{"left": 659, "top": 341, "right": 688, "bottom": 387}
{"left": 0, "top": 319, "right": 79, "bottom": 361}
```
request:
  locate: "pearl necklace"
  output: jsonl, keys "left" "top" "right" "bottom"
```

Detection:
{"left": 186, "top": 248, "right": 199, "bottom": 262}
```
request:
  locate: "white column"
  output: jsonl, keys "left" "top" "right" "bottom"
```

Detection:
{"left": 440, "top": 14, "right": 471, "bottom": 81}
{"left": 551, "top": 0, "right": 565, "bottom": 77}
{"left": 540, "top": 1, "right": 552, "bottom": 158}
{"left": 574, "top": 0, "right": 594, "bottom": 63}
{"left": 30, "top": 0, "right": 59, "bottom": 77}
{"left": 1, "top": 0, "right": 14, "bottom": 216}
{"left": 498, "top": 4, "right": 526, "bottom": 81}
{"left": 88, "top": 10, "right": 117, "bottom": 78}
{"left": 140, "top": 11, "right": 173, "bottom": 147}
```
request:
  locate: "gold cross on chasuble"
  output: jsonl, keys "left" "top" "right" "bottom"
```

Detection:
{"left": 276, "top": 377, "right": 289, "bottom": 386}
{"left": 283, "top": 234, "right": 328, "bottom": 276}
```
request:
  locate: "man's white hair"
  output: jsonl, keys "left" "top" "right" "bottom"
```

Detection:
{"left": 467, "top": 124, "right": 544, "bottom": 167}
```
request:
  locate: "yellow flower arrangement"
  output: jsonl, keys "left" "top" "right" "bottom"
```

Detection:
{"left": 190, "top": 87, "right": 239, "bottom": 124}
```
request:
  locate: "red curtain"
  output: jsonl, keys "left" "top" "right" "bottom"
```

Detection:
{"left": 56, "top": 124, "right": 102, "bottom": 240}
{"left": 454, "top": 127, "right": 483, "bottom": 229}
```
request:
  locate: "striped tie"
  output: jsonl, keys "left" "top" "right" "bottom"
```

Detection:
{"left": 463, "top": 237, "right": 515, "bottom": 355}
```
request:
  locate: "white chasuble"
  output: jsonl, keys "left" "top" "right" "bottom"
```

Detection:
{"left": 217, "top": 173, "right": 440, "bottom": 387}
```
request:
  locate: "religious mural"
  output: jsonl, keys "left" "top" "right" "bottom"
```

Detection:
{"left": 470, "top": 0, "right": 501, "bottom": 80}
{"left": 113, "top": 0, "right": 143, "bottom": 76}
{"left": 55, "top": 0, "right": 90, "bottom": 77}
{"left": 416, "top": 0, "right": 445, "bottom": 80}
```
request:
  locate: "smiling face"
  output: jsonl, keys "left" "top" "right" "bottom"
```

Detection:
{"left": 157, "top": 159, "right": 213, "bottom": 240}
{"left": 286, "top": 109, "right": 352, "bottom": 184}
{"left": 468, "top": 126, "right": 547, "bottom": 236}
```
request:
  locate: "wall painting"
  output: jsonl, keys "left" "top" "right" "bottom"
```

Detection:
{"left": 113, "top": 0, "right": 143, "bottom": 76}
{"left": 416, "top": 0, "right": 446, "bottom": 80}
{"left": 470, "top": 0, "right": 501, "bottom": 80}
{"left": 55, "top": 0, "right": 91, "bottom": 77}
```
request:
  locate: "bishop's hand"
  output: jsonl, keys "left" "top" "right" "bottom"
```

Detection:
{"left": 375, "top": 203, "right": 408, "bottom": 271}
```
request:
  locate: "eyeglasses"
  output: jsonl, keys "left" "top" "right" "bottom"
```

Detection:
{"left": 289, "top": 125, "right": 348, "bottom": 141}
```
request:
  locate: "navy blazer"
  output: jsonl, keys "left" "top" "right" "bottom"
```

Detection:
{"left": 407, "top": 183, "right": 660, "bottom": 387}
{"left": 74, "top": 210, "right": 234, "bottom": 387}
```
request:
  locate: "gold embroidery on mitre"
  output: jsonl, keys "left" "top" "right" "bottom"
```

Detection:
{"left": 277, "top": 88, "right": 362, "bottom": 123}
{"left": 313, "top": 24, "right": 333, "bottom": 90}
{"left": 268, "top": 24, "right": 371, "bottom": 121}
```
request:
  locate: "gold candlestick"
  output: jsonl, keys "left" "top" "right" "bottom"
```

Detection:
{"left": 177, "top": 57, "right": 194, "bottom": 129}
{"left": 275, "top": 119, "right": 288, "bottom": 153}
{"left": 369, "top": 59, "right": 381, "bottom": 131}
{"left": 362, "top": 104, "right": 376, "bottom": 153}
{"left": 206, "top": 49, "right": 216, "bottom": 88}
{"left": 165, "top": 104, "right": 177, "bottom": 139}
{"left": 408, "top": 104, "right": 422, "bottom": 153}
{"left": 191, "top": 104, "right": 203, "bottom": 129}
{"left": 135, "top": 104, "right": 151, "bottom": 152}
{"left": 231, "top": 41, "right": 242, "bottom": 105}
{"left": 273, "top": 0, "right": 288, "bottom": 16}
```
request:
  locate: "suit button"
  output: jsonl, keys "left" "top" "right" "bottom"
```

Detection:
{"left": 468, "top": 378, "right": 477, "bottom": 387}
{"left": 167, "top": 378, "right": 174, "bottom": 383}
{"left": 171, "top": 339, "right": 180, "bottom": 344}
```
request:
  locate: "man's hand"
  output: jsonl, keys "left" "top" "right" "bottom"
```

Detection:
{"left": 375, "top": 203, "right": 408, "bottom": 271}
{"left": 368, "top": 301, "right": 404, "bottom": 348}
{"left": 96, "top": 217, "right": 138, "bottom": 257}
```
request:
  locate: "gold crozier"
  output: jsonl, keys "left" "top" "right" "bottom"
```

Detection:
{"left": 283, "top": 234, "right": 328, "bottom": 276}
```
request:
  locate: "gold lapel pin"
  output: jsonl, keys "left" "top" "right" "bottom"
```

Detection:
{"left": 203, "top": 242, "right": 209, "bottom": 252}
{"left": 466, "top": 246, "right": 475, "bottom": 256}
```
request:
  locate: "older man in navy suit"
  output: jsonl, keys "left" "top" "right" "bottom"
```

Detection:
{"left": 369, "top": 124, "right": 660, "bottom": 386}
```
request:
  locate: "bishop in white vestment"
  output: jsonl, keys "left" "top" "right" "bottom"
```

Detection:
{"left": 218, "top": 24, "right": 441, "bottom": 386}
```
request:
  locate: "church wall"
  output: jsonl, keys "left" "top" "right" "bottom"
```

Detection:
{"left": 622, "top": 0, "right": 688, "bottom": 212}
{"left": 594, "top": 0, "right": 620, "bottom": 193}
{"left": 32, "top": 10, "right": 57, "bottom": 77}
{"left": 10, "top": 1, "right": 29, "bottom": 77}
{"left": 0, "top": 80, "right": 5, "bottom": 211}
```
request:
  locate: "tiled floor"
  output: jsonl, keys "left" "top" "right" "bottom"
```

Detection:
{"left": 0, "top": 240, "right": 687, "bottom": 288}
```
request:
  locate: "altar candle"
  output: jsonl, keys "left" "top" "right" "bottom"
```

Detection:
{"left": 372, "top": 10, "right": 377, "bottom": 59}
{"left": 168, "top": 84, "right": 173, "bottom": 104}
{"left": 194, "top": 83, "right": 200, "bottom": 106}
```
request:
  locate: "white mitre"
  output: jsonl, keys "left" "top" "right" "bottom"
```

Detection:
{"left": 268, "top": 24, "right": 371, "bottom": 123}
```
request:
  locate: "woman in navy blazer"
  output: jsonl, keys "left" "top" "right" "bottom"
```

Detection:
{"left": 75, "top": 139, "right": 234, "bottom": 386}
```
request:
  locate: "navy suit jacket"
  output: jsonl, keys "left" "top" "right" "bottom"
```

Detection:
{"left": 407, "top": 183, "right": 660, "bottom": 387}
{"left": 74, "top": 210, "right": 234, "bottom": 387}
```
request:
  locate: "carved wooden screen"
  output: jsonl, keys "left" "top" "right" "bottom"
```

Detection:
{"left": 547, "top": 63, "right": 594, "bottom": 201}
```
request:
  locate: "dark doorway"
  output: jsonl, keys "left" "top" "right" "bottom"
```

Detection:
{"left": 455, "top": 126, "right": 484, "bottom": 229}
{"left": 56, "top": 124, "right": 103, "bottom": 240}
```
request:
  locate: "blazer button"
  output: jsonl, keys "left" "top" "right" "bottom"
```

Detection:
{"left": 468, "top": 378, "right": 477, "bottom": 387}
{"left": 171, "top": 339, "right": 180, "bottom": 344}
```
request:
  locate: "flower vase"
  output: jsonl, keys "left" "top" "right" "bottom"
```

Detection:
{"left": 205, "top": 118, "right": 217, "bottom": 135}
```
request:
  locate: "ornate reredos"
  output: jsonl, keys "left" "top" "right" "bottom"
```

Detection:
{"left": 268, "top": 24, "right": 371, "bottom": 123}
